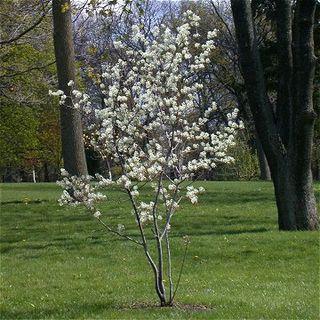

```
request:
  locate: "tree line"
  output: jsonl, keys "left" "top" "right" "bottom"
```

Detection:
{"left": 0, "top": 0, "right": 318, "bottom": 230}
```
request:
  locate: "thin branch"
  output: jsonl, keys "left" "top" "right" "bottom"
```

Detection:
{"left": 0, "top": 61, "right": 56, "bottom": 79}
{"left": 0, "top": 11, "right": 48, "bottom": 45}
{"left": 210, "top": 0, "right": 235, "bottom": 43}
{"left": 96, "top": 217, "right": 143, "bottom": 246}
{"left": 172, "top": 240, "right": 189, "bottom": 301}
{"left": 73, "top": 0, "right": 90, "bottom": 24}
{"left": 151, "top": 172, "right": 166, "bottom": 300}
{"left": 165, "top": 232, "right": 173, "bottom": 303}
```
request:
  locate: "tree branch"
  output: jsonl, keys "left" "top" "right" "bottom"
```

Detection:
{"left": 0, "top": 11, "right": 48, "bottom": 45}
{"left": 210, "top": 0, "right": 235, "bottom": 44}
{"left": 275, "top": 0, "right": 293, "bottom": 148}
{"left": 0, "top": 61, "right": 56, "bottom": 79}
{"left": 97, "top": 217, "right": 143, "bottom": 246}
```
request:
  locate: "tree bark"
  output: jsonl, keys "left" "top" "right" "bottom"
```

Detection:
{"left": 291, "top": 0, "right": 318, "bottom": 229}
{"left": 230, "top": 0, "right": 318, "bottom": 230}
{"left": 52, "top": 0, "right": 88, "bottom": 176}
{"left": 256, "top": 136, "right": 271, "bottom": 180}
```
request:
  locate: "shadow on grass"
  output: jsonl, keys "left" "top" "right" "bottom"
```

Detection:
{"left": 0, "top": 301, "right": 212, "bottom": 319}
{"left": 191, "top": 227, "right": 269, "bottom": 236}
{"left": 0, "top": 301, "right": 115, "bottom": 319}
{"left": 0, "top": 200, "right": 50, "bottom": 205}
{"left": 170, "top": 227, "right": 270, "bottom": 239}
{"left": 0, "top": 236, "right": 127, "bottom": 255}
{"left": 201, "top": 191, "right": 274, "bottom": 206}
{"left": 0, "top": 221, "right": 271, "bottom": 255}
{"left": 0, "top": 241, "right": 91, "bottom": 254}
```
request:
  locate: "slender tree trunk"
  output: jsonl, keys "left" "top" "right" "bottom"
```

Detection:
{"left": 44, "top": 162, "right": 50, "bottom": 182}
{"left": 52, "top": 0, "right": 87, "bottom": 176}
{"left": 32, "top": 165, "right": 36, "bottom": 183}
{"left": 230, "top": 0, "right": 318, "bottom": 230}
{"left": 316, "top": 160, "right": 320, "bottom": 181}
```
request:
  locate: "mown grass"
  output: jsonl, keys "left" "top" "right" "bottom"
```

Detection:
{"left": 0, "top": 181, "right": 319, "bottom": 319}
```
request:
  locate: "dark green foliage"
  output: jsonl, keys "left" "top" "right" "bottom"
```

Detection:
{"left": 0, "top": 105, "right": 39, "bottom": 168}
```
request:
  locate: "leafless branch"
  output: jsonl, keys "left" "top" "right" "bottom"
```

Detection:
{"left": 97, "top": 217, "right": 143, "bottom": 246}
{"left": 0, "top": 10, "right": 49, "bottom": 45}
{"left": 0, "top": 61, "right": 56, "bottom": 79}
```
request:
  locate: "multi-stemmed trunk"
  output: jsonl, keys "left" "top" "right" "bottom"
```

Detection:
{"left": 231, "top": 0, "right": 318, "bottom": 230}
{"left": 125, "top": 185, "right": 176, "bottom": 307}
{"left": 139, "top": 231, "right": 175, "bottom": 306}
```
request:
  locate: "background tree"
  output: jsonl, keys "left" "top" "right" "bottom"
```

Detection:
{"left": 312, "top": 3, "right": 320, "bottom": 180}
{"left": 0, "top": 0, "right": 62, "bottom": 182}
{"left": 52, "top": 0, "right": 88, "bottom": 176}
{"left": 230, "top": 0, "right": 318, "bottom": 230}
{"left": 0, "top": 105, "right": 39, "bottom": 181}
{"left": 167, "top": 0, "right": 271, "bottom": 180}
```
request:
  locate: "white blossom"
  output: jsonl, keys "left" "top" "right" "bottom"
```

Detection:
{"left": 94, "top": 211, "right": 101, "bottom": 218}
{"left": 60, "top": 168, "right": 69, "bottom": 177}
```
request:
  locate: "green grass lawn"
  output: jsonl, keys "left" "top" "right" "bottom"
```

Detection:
{"left": 0, "top": 181, "right": 319, "bottom": 319}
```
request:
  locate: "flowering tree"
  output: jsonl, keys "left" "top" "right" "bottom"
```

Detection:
{"left": 54, "top": 11, "right": 242, "bottom": 306}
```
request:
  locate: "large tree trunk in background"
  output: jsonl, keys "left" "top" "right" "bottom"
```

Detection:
{"left": 230, "top": 0, "right": 318, "bottom": 230}
{"left": 291, "top": 0, "right": 318, "bottom": 229}
{"left": 256, "top": 137, "right": 271, "bottom": 180}
{"left": 52, "top": 0, "right": 87, "bottom": 176}
{"left": 315, "top": 161, "right": 320, "bottom": 181}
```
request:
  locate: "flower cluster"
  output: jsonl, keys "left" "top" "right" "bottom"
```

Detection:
{"left": 138, "top": 201, "right": 156, "bottom": 223}
{"left": 57, "top": 169, "right": 109, "bottom": 218}
{"left": 49, "top": 81, "right": 92, "bottom": 113}
{"left": 186, "top": 186, "right": 205, "bottom": 204}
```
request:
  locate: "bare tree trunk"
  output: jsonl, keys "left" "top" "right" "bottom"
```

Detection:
{"left": 230, "top": 0, "right": 318, "bottom": 230}
{"left": 44, "top": 162, "right": 50, "bottom": 182}
{"left": 52, "top": 0, "right": 87, "bottom": 176}
{"left": 32, "top": 165, "right": 36, "bottom": 183}
{"left": 315, "top": 159, "right": 320, "bottom": 181}
{"left": 291, "top": 0, "right": 318, "bottom": 230}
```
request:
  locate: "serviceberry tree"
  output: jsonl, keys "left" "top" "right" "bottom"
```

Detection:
{"left": 54, "top": 11, "right": 242, "bottom": 306}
